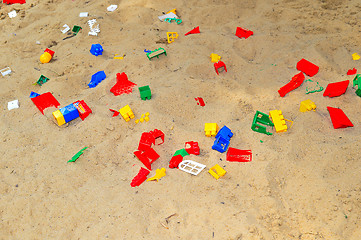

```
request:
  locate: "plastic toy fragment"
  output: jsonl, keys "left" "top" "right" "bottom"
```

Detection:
{"left": 53, "top": 103, "right": 80, "bottom": 126}
{"left": 158, "top": 12, "right": 178, "bottom": 21}
{"left": 36, "top": 75, "right": 49, "bottom": 86}
{"left": 269, "top": 110, "right": 292, "bottom": 133}
{"left": 210, "top": 53, "right": 221, "bottom": 63}
{"left": 135, "top": 113, "right": 150, "bottom": 123}
{"left": 144, "top": 49, "right": 151, "bottom": 53}
{"left": 169, "top": 155, "right": 183, "bottom": 168}
{"left": 109, "top": 109, "right": 120, "bottom": 117}
{"left": 147, "top": 168, "right": 166, "bottom": 182}
{"left": 327, "top": 107, "right": 353, "bottom": 129}
{"left": 251, "top": 111, "right": 274, "bottom": 135}
{"left": 139, "top": 85, "right": 151, "bottom": 100}
{"left": 214, "top": 61, "right": 227, "bottom": 75}
{"left": 208, "top": 164, "right": 226, "bottom": 180}
{"left": 352, "top": 53, "right": 360, "bottom": 60}
{"left": 61, "top": 24, "right": 70, "bottom": 34}
{"left": 3, "top": 0, "right": 26, "bottom": 4}
{"left": 8, "top": 10, "right": 17, "bottom": 18}
{"left": 278, "top": 72, "right": 305, "bottom": 97}
{"left": 0, "top": 67, "right": 11, "bottom": 76}
{"left": 73, "top": 100, "right": 92, "bottom": 120}
{"left": 72, "top": 25, "right": 82, "bottom": 35}
{"left": 300, "top": 99, "right": 316, "bottom": 112}
{"left": 131, "top": 167, "right": 150, "bottom": 187}
{"left": 205, "top": 123, "right": 219, "bottom": 137}
{"left": 110, "top": 72, "right": 136, "bottom": 96}
{"left": 323, "top": 80, "right": 349, "bottom": 97}
{"left": 8, "top": 100, "right": 19, "bottom": 110}
{"left": 212, "top": 126, "right": 233, "bottom": 153}
{"left": 185, "top": 141, "right": 200, "bottom": 155}
{"left": 31, "top": 92, "right": 60, "bottom": 114}
{"left": 88, "top": 71, "right": 106, "bottom": 88}
{"left": 150, "top": 129, "right": 165, "bottom": 145}
{"left": 173, "top": 149, "right": 190, "bottom": 157}
{"left": 347, "top": 68, "right": 357, "bottom": 75}
{"left": 79, "top": 12, "right": 88, "bottom": 17}
{"left": 113, "top": 54, "right": 124, "bottom": 59}
{"left": 305, "top": 79, "right": 323, "bottom": 94}
{"left": 29, "top": 91, "right": 40, "bottom": 98}
{"left": 226, "top": 147, "right": 252, "bottom": 162}
{"left": 146, "top": 48, "right": 167, "bottom": 60}
{"left": 296, "top": 59, "right": 319, "bottom": 77}
{"left": 138, "top": 132, "right": 155, "bottom": 151}
{"left": 40, "top": 48, "right": 54, "bottom": 64}
{"left": 353, "top": 74, "right": 361, "bottom": 97}
{"left": 195, "top": 97, "right": 205, "bottom": 106}
{"left": 107, "top": 5, "right": 118, "bottom": 12}
{"left": 134, "top": 148, "right": 160, "bottom": 170}
{"left": 167, "top": 32, "right": 179, "bottom": 43}
{"left": 68, "top": 147, "right": 87, "bottom": 163}
{"left": 119, "top": 105, "right": 135, "bottom": 122}
{"left": 90, "top": 44, "right": 103, "bottom": 56}
{"left": 88, "top": 19, "right": 100, "bottom": 36}
{"left": 167, "top": 8, "right": 177, "bottom": 14}
{"left": 184, "top": 26, "right": 200, "bottom": 36}
{"left": 235, "top": 27, "right": 253, "bottom": 39}
{"left": 165, "top": 18, "right": 182, "bottom": 24}
{"left": 179, "top": 160, "right": 206, "bottom": 176}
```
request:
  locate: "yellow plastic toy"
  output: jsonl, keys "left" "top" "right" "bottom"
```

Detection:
{"left": 147, "top": 168, "right": 166, "bottom": 182}
{"left": 52, "top": 110, "right": 66, "bottom": 126}
{"left": 352, "top": 53, "right": 360, "bottom": 60}
{"left": 166, "top": 9, "right": 176, "bottom": 14}
{"left": 204, "top": 123, "right": 219, "bottom": 137}
{"left": 208, "top": 164, "right": 226, "bottom": 180}
{"left": 114, "top": 54, "right": 124, "bottom": 59}
{"left": 210, "top": 53, "right": 221, "bottom": 63}
{"left": 119, "top": 105, "right": 135, "bottom": 122}
{"left": 40, "top": 52, "right": 52, "bottom": 64}
{"left": 167, "top": 32, "right": 179, "bottom": 44}
{"left": 300, "top": 99, "right": 316, "bottom": 112}
{"left": 269, "top": 110, "right": 293, "bottom": 133}
{"left": 135, "top": 112, "right": 150, "bottom": 124}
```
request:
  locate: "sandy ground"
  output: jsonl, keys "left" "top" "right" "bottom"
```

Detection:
{"left": 1, "top": 0, "right": 361, "bottom": 239}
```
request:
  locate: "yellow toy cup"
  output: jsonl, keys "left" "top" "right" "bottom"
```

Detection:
{"left": 40, "top": 52, "right": 52, "bottom": 63}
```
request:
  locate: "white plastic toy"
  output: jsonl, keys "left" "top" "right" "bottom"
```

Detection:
{"left": 79, "top": 12, "right": 88, "bottom": 17}
{"left": 178, "top": 160, "right": 206, "bottom": 176}
{"left": 61, "top": 24, "right": 70, "bottom": 34}
{"left": 158, "top": 12, "right": 178, "bottom": 21}
{"left": 107, "top": 5, "right": 118, "bottom": 12}
{"left": 8, "top": 100, "right": 19, "bottom": 110}
{"left": 88, "top": 19, "right": 100, "bottom": 36}
{"left": 0, "top": 67, "right": 11, "bottom": 76}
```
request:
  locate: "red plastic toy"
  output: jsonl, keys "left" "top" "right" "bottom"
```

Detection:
{"left": 149, "top": 129, "right": 165, "bottom": 145}
{"left": 109, "top": 109, "right": 120, "bottom": 117}
{"left": 195, "top": 97, "right": 205, "bottom": 106}
{"left": 130, "top": 167, "right": 150, "bottom": 187}
{"left": 226, "top": 147, "right": 252, "bottom": 162}
{"left": 296, "top": 58, "right": 319, "bottom": 77}
{"left": 347, "top": 68, "right": 357, "bottom": 75}
{"left": 169, "top": 154, "right": 183, "bottom": 168}
{"left": 31, "top": 92, "right": 60, "bottom": 114}
{"left": 323, "top": 80, "right": 349, "bottom": 98}
{"left": 327, "top": 107, "right": 353, "bottom": 129}
{"left": 73, "top": 100, "right": 92, "bottom": 120}
{"left": 110, "top": 72, "right": 136, "bottom": 96}
{"left": 185, "top": 141, "right": 200, "bottom": 155}
{"left": 44, "top": 48, "right": 55, "bottom": 57}
{"left": 138, "top": 132, "right": 155, "bottom": 151}
{"left": 214, "top": 61, "right": 227, "bottom": 75}
{"left": 3, "top": 0, "right": 26, "bottom": 4}
{"left": 278, "top": 72, "right": 305, "bottom": 97}
{"left": 235, "top": 27, "right": 253, "bottom": 39}
{"left": 134, "top": 148, "right": 159, "bottom": 170}
{"left": 184, "top": 26, "right": 200, "bottom": 36}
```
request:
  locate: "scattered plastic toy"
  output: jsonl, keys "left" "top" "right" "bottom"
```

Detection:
{"left": 3, "top": 0, "right": 26, "bottom": 4}
{"left": 36, "top": 75, "right": 49, "bottom": 86}
{"left": 226, "top": 147, "right": 252, "bottom": 162}
{"left": 139, "top": 85, "right": 151, "bottom": 100}
{"left": 296, "top": 58, "right": 319, "bottom": 77}
{"left": 8, "top": 100, "right": 19, "bottom": 110}
{"left": 235, "top": 27, "right": 253, "bottom": 39}
{"left": 164, "top": 18, "right": 182, "bottom": 24}
{"left": 90, "top": 44, "right": 103, "bottom": 56}
{"left": 109, "top": 109, "right": 120, "bottom": 117}
{"left": 327, "top": 107, "right": 353, "bottom": 129}
{"left": 119, "top": 105, "right": 135, "bottom": 122}
{"left": 185, "top": 141, "right": 200, "bottom": 155}
{"left": 29, "top": 91, "right": 40, "bottom": 98}
{"left": 184, "top": 26, "right": 200, "bottom": 36}
{"left": 195, "top": 97, "right": 205, "bottom": 106}
{"left": 167, "top": 8, "right": 177, "bottom": 14}
{"left": 147, "top": 168, "right": 166, "bottom": 182}
{"left": 347, "top": 68, "right": 357, "bottom": 75}
{"left": 300, "top": 99, "right": 316, "bottom": 112}
{"left": 251, "top": 111, "right": 274, "bottom": 135}
{"left": 131, "top": 167, "right": 150, "bottom": 187}
{"left": 167, "top": 32, "right": 179, "bottom": 43}
{"left": 0, "top": 67, "right": 11, "bottom": 76}
{"left": 79, "top": 12, "right": 88, "bottom": 17}
{"left": 110, "top": 72, "right": 136, "bottom": 96}
{"left": 72, "top": 25, "right": 82, "bottom": 35}
{"left": 179, "top": 160, "right": 206, "bottom": 176}
{"left": 353, "top": 74, "right": 361, "bottom": 97}
{"left": 173, "top": 149, "right": 190, "bottom": 157}
{"left": 88, "top": 71, "right": 106, "bottom": 88}
{"left": 134, "top": 148, "right": 160, "bottom": 170}
{"left": 113, "top": 54, "right": 124, "bottom": 59}
{"left": 278, "top": 72, "right": 305, "bottom": 97}
{"left": 52, "top": 103, "right": 79, "bottom": 126}
{"left": 205, "top": 123, "right": 219, "bottom": 137}
{"left": 158, "top": 12, "right": 178, "bottom": 21}
{"left": 31, "top": 92, "right": 60, "bottom": 114}
{"left": 208, "top": 164, "right": 226, "bottom": 180}
{"left": 88, "top": 19, "right": 100, "bottom": 36}
{"left": 68, "top": 147, "right": 87, "bottom": 163}
{"left": 352, "top": 53, "right": 360, "bottom": 60}
{"left": 305, "top": 79, "right": 323, "bottom": 94}
{"left": 135, "top": 113, "right": 150, "bottom": 123}
{"left": 40, "top": 48, "right": 54, "bottom": 64}
{"left": 269, "top": 110, "right": 292, "bottom": 133}
{"left": 8, "top": 10, "right": 17, "bottom": 18}
{"left": 212, "top": 125, "right": 233, "bottom": 153}
{"left": 214, "top": 61, "right": 227, "bottom": 75}
{"left": 61, "top": 24, "right": 70, "bottom": 34}
{"left": 107, "top": 5, "right": 118, "bottom": 12}
{"left": 146, "top": 48, "right": 167, "bottom": 60}
{"left": 144, "top": 49, "right": 151, "bottom": 53}
{"left": 210, "top": 53, "right": 221, "bottom": 63}
{"left": 323, "top": 80, "right": 349, "bottom": 98}
{"left": 169, "top": 155, "right": 183, "bottom": 168}
{"left": 138, "top": 132, "right": 155, "bottom": 151}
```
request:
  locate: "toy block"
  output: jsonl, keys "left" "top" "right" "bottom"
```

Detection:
{"left": 110, "top": 72, "right": 136, "bottom": 96}
{"left": 235, "top": 27, "right": 253, "bottom": 39}
{"left": 138, "top": 132, "right": 155, "bottom": 151}
{"left": 164, "top": 18, "right": 182, "bottom": 24}
{"left": 173, "top": 148, "right": 190, "bottom": 157}
{"left": 300, "top": 99, "right": 316, "bottom": 112}
{"left": 90, "top": 44, "right": 103, "bottom": 56}
{"left": 3, "top": 0, "right": 26, "bottom": 4}
{"left": 208, "top": 164, "right": 226, "bottom": 180}
{"left": 29, "top": 91, "right": 40, "bottom": 98}
{"left": 44, "top": 48, "right": 55, "bottom": 57}
{"left": 269, "top": 110, "right": 289, "bottom": 133}
{"left": 158, "top": 12, "right": 178, "bottom": 21}
{"left": 169, "top": 155, "right": 183, "bottom": 168}
{"left": 226, "top": 148, "right": 252, "bottom": 162}
{"left": 134, "top": 148, "right": 160, "bottom": 170}
{"left": 166, "top": 8, "right": 176, "bottom": 14}
{"left": 147, "top": 48, "right": 167, "bottom": 60}
{"left": 135, "top": 113, "right": 150, "bottom": 124}
{"left": 68, "top": 147, "right": 87, "bottom": 163}
{"left": 353, "top": 74, "right": 361, "bottom": 97}
{"left": 184, "top": 26, "right": 200, "bottom": 36}
{"left": 185, "top": 141, "right": 200, "bottom": 155}
{"left": 40, "top": 52, "right": 52, "bottom": 64}
{"left": 60, "top": 103, "right": 80, "bottom": 123}
{"left": 119, "top": 105, "right": 135, "bottom": 122}
{"left": 212, "top": 125, "right": 233, "bottom": 153}
{"left": 216, "top": 126, "right": 233, "bottom": 141}
{"left": 347, "top": 68, "right": 357, "bottom": 75}
{"left": 210, "top": 53, "right": 221, "bottom": 63}
{"left": 36, "top": 75, "right": 49, "bottom": 86}
{"left": 73, "top": 100, "right": 92, "bottom": 120}
{"left": 147, "top": 168, "right": 166, "bottom": 182}
{"left": 0, "top": 67, "right": 11, "bottom": 76}
{"left": 323, "top": 80, "right": 349, "bottom": 98}
{"left": 52, "top": 109, "right": 66, "bottom": 126}
{"left": 205, "top": 123, "right": 219, "bottom": 137}
{"left": 178, "top": 160, "right": 206, "bottom": 175}
{"left": 327, "top": 107, "right": 353, "bottom": 129}
{"left": 139, "top": 85, "right": 151, "bottom": 100}
{"left": 72, "top": 25, "right": 82, "bottom": 35}
{"left": 89, "top": 71, "right": 106, "bottom": 88}
{"left": 296, "top": 58, "right": 319, "bottom": 77}
{"left": 278, "top": 72, "right": 305, "bottom": 97}
{"left": 214, "top": 61, "right": 227, "bottom": 75}
{"left": 352, "top": 53, "right": 360, "bottom": 60}
{"left": 195, "top": 97, "right": 205, "bottom": 106}
{"left": 251, "top": 111, "right": 274, "bottom": 135}
{"left": 167, "top": 32, "right": 179, "bottom": 43}
{"left": 7, "top": 100, "right": 19, "bottom": 110}
{"left": 130, "top": 167, "right": 150, "bottom": 187}
{"left": 31, "top": 92, "right": 60, "bottom": 114}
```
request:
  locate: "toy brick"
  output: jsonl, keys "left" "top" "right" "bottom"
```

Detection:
{"left": 296, "top": 58, "right": 319, "bottom": 77}
{"left": 130, "top": 167, "right": 150, "bottom": 187}
{"left": 60, "top": 103, "right": 80, "bottom": 123}
{"left": 327, "top": 107, "right": 353, "bottom": 129}
{"left": 226, "top": 147, "right": 252, "bottom": 162}
{"left": 31, "top": 92, "right": 60, "bottom": 114}
{"left": 278, "top": 72, "right": 305, "bottom": 97}
{"left": 323, "top": 80, "right": 349, "bottom": 98}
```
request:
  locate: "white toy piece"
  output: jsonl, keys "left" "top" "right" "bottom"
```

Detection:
{"left": 0, "top": 67, "right": 11, "bottom": 76}
{"left": 8, "top": 100, "right": 19, "bottom": 110}
{"left": 107, "top": 5, "right": 118, "bottom": 12}
{"left": 79, "top": 12, "right": 89, "bottom": 17}
{"left": 61, "top": 24, "right": 70, "bottom": 34}
{"left": 88, "top": 19, "right": 100, "bottom": 36}
{"left": 178, "top": 160, "right": 206, "bottom": 176}
{"left": 158, "top": 12, "right": 178, "bottom": 21}
{"left": 8, "top": 10, "right": 17, "bottom": 18}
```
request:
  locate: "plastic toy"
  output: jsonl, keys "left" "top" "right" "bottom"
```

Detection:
{"left": 109, "top": 109, "right": 120, "bottom": 117}
{"left": 107, "top": 5, "right": 118, "bottom": 12}
{"left": 352, "top": 53, "right": 360, "bottom": 60}
{"left": 61, "top": 24, "right": 70, "bottom": 34}
{"left": 110, "top": 72, "right": 137, "bottom": 96}
{"left": 269, "top": 110, "right": 291, "bottom": 133}
{"left": 79, "top": 12, "right": 88, "bottom": 17}
{"left": 40, "top": 48, "right": 54, "bottom": 64}
{"left": 52, "top": 110, "right": 66, "bottom": 126}
{"left": 138, "top": 132, "right": 155, "bottom": 151}
{"left": 185, "top": 26, "right": 200, "bottom": 36}
{"left": 235, "top": 27, "right": 253, "bottom": 39}
{"left": 31, "top": 92, "right": 60, "bottom": 114}
{"left": 195, "top": 97, "right": 205, "bottom": 106}
{"left": 212, "top": 125, "right": 233, "bottom": 153}
{"left": 150, "top": 129, "right": 165, "bottom": 145}
{"left": 167, "top": 32, "right": 179, "bottom": 43}
{"left": 88, "top": 71, "right": 106, "bottom": 88}
{"left": 36, "top": 75, "right": 49, "bottom": 86}
{"left": 210, "top": 53, "right": 221, "bottom": 63}
{"left": 88, "top": 19, "right": 100, "bottom": 36}
{"left": 251, "top": 111, "right": 274, "bottom": 135}
{"left": 323, "top": 80, "right": 349, "bottom": 97}
{"left": 135, "top": 112, "right": 150, "bottom": 123}
{"left": 8, "top": 100, "right": 19, "bottom": 110}
{"left": 73, "top": 100, "right": 92, "bottom": 120}
{"left": 165, "top": 18, "right": 182, "bottom": 24}
{"left": 8, "top": 10, "right": 17, "bottom": 18}
{"left": 53, "top": 100, "right": 91, "bottom": 126}
{"left": 167, "top": 8, "right": 176, "bottom": 14}
{"left": 131, "top": 167, "right": 150, "bottom": 187}
{"left": 208, "top": 164, "right": 226, "bottom": 180}
{"left": 278, "top": 72, "right": 305, "bottom": 97}
{"left": 305, "top": 79, "right": 323, "bottom": 94}
{"left": 173, "top": 149, "right": 190, "bottom": 157}
{"left": 144, "top": 49, "right": 151, "bottom": 53}
{"left": 113, "top": 54, "right": 124, "bottom": 59}
{"left": 0, "top": 67, "right": 11, "bottom": 76}
{"left": 147, "top": 168, "right": 166, "bottom": 182}
{"left": 3, "top": 0, "right": 26, "bottom": 4}
{"left": 327, "top": 107, "right": 353, "bottom": 129}
{"left": 119, "top": 105, "right": 135, "bottom": 122}
{"left": 185, "top": 141, "right": 200, "bottom": 155}
{"left": 146, "top": 48, "right": 167, "bottom": 60}
{"left": 353, "top": 74, "right": 361, "bottom": 97}
{"left": 139, "top": 85, "right": 151, "bottom": 100}
{"left": 90, "top": 44, "right": 103, "bottom": 56}
{"left": 205, "top": 123, "right": 219, "bottom": 137}
{"left": 300, "top": 100, "right": 316, "bottom": 112}
{"left": 214, "top": 61, "right": 227, "bottom": 75}
{"left": 72, "top": 25, "right": 82, "bottom": 35}
{"left": 347, "top": 68, "right": 357, "bottom": 75}
{"left": 226, "top": 147, "right": 252, "bottom": 162}
{"left": 68, "top": 147, "right": 87, "bottom": 163}
{"left": 296, "top": 59, "right": 319, "bottom": 77}
{"left": 60, "top": 103, "right": 80, "bottom": 122}
{"left": 169, "top": 155, "right": 183, "bottom": 168}
{"left": 158, "top": 12, "right": 178, "bottom": 21}
{"left": 178, "top": 160, "right": 206, "bottom": 176}
{"left": 134, "top": 148, "right": 160, "bottom": 170}
{"left": 29, "top": 91, "right": 40, "bottom": 98}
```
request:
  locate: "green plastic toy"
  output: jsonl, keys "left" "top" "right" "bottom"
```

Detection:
{"left": 305, "top": 79, "right": 323, "bottom": 94}
{"left": 68, "top": 147, "right": 87, "bottom": 163}
{"left": 164, "top": 18, "right": 182, "bottom": 24}
{"left": 139, "top": 85, "right": 151, "bottom": 100}
{"left": 72, "top": 25, "right": 82, "bottom": 35}
{"left": 147, "top": 48, "right": 167, "bottom": 60}
{"left": 251, "top": 111, "right": 274, "bottom": 135}
{"left": 353, "top": 74, "right": 361, "bottom": 97}
{"left": 36, "top": 75, "right": 49, "bottom": 86}
{"left": 173, "top": 148, "right": 190, "bottom": 157}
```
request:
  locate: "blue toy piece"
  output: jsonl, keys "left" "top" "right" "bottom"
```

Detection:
{"left": 212, "top": 126, "right": 233, "bottom": 153}
{"left": 29, "top": 91, "right": 40, "bottom": 98}
{"left": 88, "top": 71, "right": 106, "bottom": 88}
{"left": 90, "top": 44, "right": 103, "bottom": 56}
{"left": 60, "top": 103, "right": 80, "bottom": 123}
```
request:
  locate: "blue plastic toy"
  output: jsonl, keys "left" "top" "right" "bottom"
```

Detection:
{"left": 90, "top": 44, "right": 103, "bottom": 56}
{"left": 88, "top": 71, "right": 106, "bottom": 88}
{"left": 212, "top": 125, "right": 233, "bottom": 153}
{"left": 29, "top": 91, "right": 40, "bottom": 98}
{"left": 144, "top": 49, "right": 151, "bottom": 53}
{"left": 60, "top": 103, "right": 80, "bottom": 123}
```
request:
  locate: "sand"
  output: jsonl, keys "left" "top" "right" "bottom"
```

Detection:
{"left": 1, "top": 0, "right": 361, "bottom": 239}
